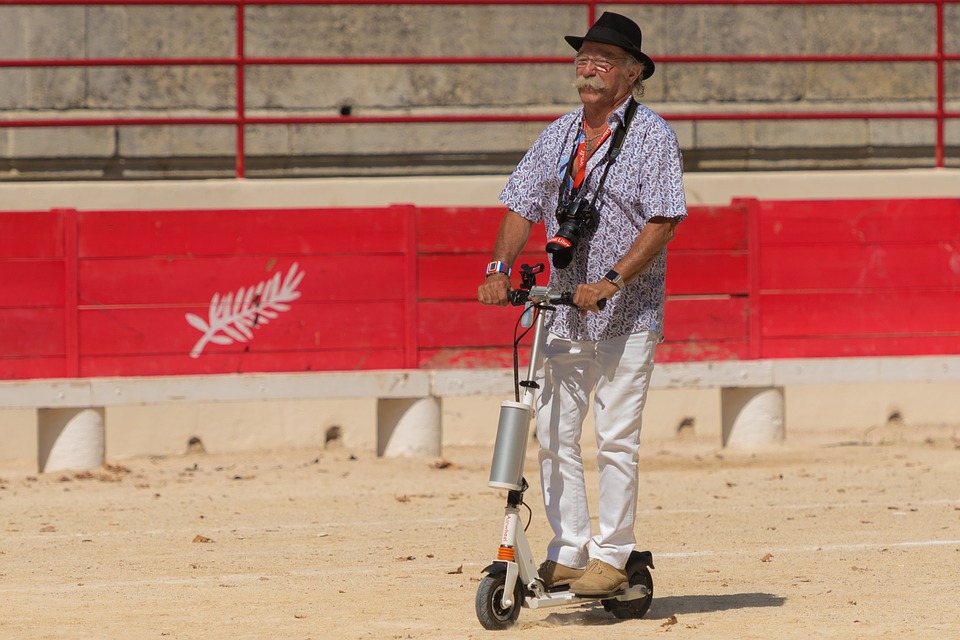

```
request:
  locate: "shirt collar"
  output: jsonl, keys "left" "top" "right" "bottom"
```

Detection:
{"left": 578, "top": 96, "right": 635, "bottom": 129}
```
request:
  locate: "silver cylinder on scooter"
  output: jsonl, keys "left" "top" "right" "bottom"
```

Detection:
{"left": 488, "top": 401, "right": 534, "bottom": 490}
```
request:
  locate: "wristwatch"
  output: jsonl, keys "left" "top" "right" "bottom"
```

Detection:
{"left": 604, "top": 269, "right": 625, "bottom": 291}
{"left": 485, "top": 261, "right": 512, "bottom": 278}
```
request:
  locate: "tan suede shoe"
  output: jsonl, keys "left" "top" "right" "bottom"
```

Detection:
{"left": 538, "top": 560, "right": 585, "bottom": 589}
{"left": 569, "top": 558, "right": 629, "bottom": 596}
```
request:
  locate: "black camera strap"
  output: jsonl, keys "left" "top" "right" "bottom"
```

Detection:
{"left": 585, "top": 97, "right": 639, "bottom": 208}
{"left": 562, "top": 97, "right": 640, "bottom": 209}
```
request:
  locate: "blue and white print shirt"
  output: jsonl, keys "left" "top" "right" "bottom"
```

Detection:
{"left": 500, "top": 98, "right": 687, "bottom": 342}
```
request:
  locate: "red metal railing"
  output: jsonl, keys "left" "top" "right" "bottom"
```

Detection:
{"left": 0, "top": 0, "right": 957, "bottom": 177}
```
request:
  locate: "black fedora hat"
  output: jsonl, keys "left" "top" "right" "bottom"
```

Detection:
{"left": 565, "top": 12, "right": 655, "bottom": 79}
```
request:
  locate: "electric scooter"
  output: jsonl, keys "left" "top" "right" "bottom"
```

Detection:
{"left": 475, "top": 263, "right": 655, "bottom": 630}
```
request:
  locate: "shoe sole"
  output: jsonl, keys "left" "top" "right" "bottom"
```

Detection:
{"left": 543, "top": 575, "right": 584, "bottom": 589}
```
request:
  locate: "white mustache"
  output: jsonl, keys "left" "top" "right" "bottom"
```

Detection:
{"left": 574, "top": 76, "right": 608, "bottom": 91}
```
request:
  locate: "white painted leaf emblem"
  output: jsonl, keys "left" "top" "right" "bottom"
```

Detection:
{"left": 185, "top": 262, "right": 304, "bottom": 358}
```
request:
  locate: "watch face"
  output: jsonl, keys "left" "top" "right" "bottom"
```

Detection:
{"left": 604, "top": 269, "right": 624, "bottom": 289}
{"left": 486, "top": 262, "right": 508, "bottom": 276}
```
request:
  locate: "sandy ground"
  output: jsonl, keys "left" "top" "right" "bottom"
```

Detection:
{"left": 1, "top": 423, "right": 959, "bottom": 640}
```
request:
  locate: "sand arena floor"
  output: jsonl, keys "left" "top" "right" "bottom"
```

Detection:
{"left": 1, "top": 423, "right": 959, "bottom": 639}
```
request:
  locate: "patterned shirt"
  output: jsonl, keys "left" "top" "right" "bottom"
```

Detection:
{"left": 500, "top": 98, "right": 687, "bottom": 342}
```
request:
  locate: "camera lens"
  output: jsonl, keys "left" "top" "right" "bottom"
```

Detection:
{"left": 545, "top": 221, "right": 583, "bottom": 269}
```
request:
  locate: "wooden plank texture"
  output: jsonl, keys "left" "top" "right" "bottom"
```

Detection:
{"left": 0, "top": 357, "right": 65, "bottom": 379}
{"left": 0, "top": 211, "right": 63, "bottom": 258}
{"left": 760, "top": 290, "right": 960, "bottom": 338}
{"left": 761, "top": 244, "right": 960, "bottom": 290}
{"left": 419, "top": 252, "right": 550, "bottom": 300}
{"left": 759, "top": 198, "right": 960, "bottom": 245}
{"left": 418, "top": 302, "right": 522, "bottom": 349}
{"left": 664, "top": 297, "right": 749, "bottom": 342}
{"left": 0, "top": 308, "right": 65, "bottom": 357}
{"left": 0, "top": 260, "right": 65, "bottom": 307}
{"left": 80, "top": 349, "right": 406, "bottom": 377}
{"left": 78, "top": 256, "right": 405, "bottom": 305}
{"left": 419, "top": 347, "right": 527, "bottom": 370}
{"left": 761, "top": 335, "right": 960, "bottom": 359}
{"left": 666, "top": 252, "right": 748, "bottom": 296}
{"left": 669, "top": 204, "right": 747, "bottom": 251}
{"left": 78, "top": 208, "right": 408, "bottom": 258}
{"left": 417, "top": 207, "right": 517, "bottom": 253}
{"left": 656, "top": 340, "right": 749, "bottom": 362}
{"left": 78, "top": 302, "right": 407, "bottom": 357}
{"left": 3, "top": 199, "right": 957, "bottom": 379}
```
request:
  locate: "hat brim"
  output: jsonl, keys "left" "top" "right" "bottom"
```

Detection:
{"left": 565, "top": 34, "right": 655, "bottom": 80}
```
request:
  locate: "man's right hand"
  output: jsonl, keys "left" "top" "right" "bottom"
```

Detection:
{"left": 477, "top": 273, "right": 512, "bottom": 306}
{"left": 477, "top": 210, "right": 531, "bottom": 306}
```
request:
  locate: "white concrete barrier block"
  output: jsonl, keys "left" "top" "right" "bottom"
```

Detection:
{"left": 38, "top": 407, "right": 106, "bottom": 473}
{"left": 377, "top": 397, "right": 441, "bottom": 458}
{"left": 721, "top": 387, "right": 785, "bottom": 449}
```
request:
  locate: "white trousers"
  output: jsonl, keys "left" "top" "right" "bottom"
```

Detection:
{"left": 536, "top": 330, "right": 657, "bottom": 570}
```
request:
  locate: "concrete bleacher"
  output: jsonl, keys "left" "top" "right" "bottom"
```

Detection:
{"left": 1, "top": 2, "right": 956, "bottom": 178}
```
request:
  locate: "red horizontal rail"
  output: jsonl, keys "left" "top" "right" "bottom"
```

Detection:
{"left": 0, "top": 57, "right": 237, "bottom": 67}
{"left": 660, "top": 54, "right": 959, "bottom": 64}
{"left": 665, "top": 111, "right": 960, "bottom": 121}
{"left": 249, "top": 112, "right": 959, "bottom": 125}
{"left": 6, "top": 111, "right": 958, "bottom": 130}
{"left": 1, "top": 118, "right": 240, "bottom": 128}
{"left": 5, "top": 53, "right": 958, "bottom": 67}
{"left": 1, "top": 0, "right": 957, "bottom": 4}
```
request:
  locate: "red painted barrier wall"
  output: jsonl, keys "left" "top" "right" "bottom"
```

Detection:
{"left": 754, "top": 198, "right": 960, "bottom": 358}
{"left": 1, "top": 198, "right": 958, "bottom": 380}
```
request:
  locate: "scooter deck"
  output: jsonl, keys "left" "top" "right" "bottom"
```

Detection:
{"left": 525, "top": 582, "right": 651, "bottom": 609}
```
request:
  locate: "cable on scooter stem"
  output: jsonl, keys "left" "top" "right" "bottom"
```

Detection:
{"left": 512, "top": 306, "right": 538, "bottom": 402}
{"left": 507, "top": 286, "right": 607, "bottom": 402}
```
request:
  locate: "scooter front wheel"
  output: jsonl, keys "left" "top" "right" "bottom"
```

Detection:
{"left": 475, "top": 572, "right": 522, "bottom": 630}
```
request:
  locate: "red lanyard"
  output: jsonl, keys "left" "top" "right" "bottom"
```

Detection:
{"left": 572, "top": 125, "right": 611, "bottom": 189}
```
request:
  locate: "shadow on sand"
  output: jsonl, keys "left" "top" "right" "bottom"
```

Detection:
{"left": 648, "top": 593, "right": 787, "bottom": 619}
{"left": 536, "top": 592, "right": 786, "bottom": 627}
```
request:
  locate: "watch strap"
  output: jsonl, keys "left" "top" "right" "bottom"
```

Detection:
{"left": 485, "top": 261, "right": 512, "bottom": 277}
{"left": 604, "top": 268, "right": 625, "bottom": 291}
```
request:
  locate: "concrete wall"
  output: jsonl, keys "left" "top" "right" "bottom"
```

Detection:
{"left": 3, "top": 376, "right": 959, "bottom": 467}
{"left": 1, "top": 2, "right": 957, "bottom": 178}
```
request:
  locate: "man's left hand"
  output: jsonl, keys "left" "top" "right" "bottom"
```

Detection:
{"left": 573, "top": 280, "right": 619, "bottom": 315}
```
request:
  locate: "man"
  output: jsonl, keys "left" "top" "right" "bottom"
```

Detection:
{"left": 477, "top": 12, "right": 686, "bottom": 597}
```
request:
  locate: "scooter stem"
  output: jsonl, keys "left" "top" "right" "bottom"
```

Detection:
{"left": 519, "top": 288, "right": 551, "bottom": 408}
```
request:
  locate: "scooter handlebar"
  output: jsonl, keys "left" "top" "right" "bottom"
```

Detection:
{"left": 509, "top": 289, "right": 606, "bottom": 311}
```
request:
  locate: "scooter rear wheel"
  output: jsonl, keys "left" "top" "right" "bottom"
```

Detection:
{"left": 475, "top": 572, "right": 522, "bottom": 630}
{"left": 602, "top": 563, "right": 654, "bottom": 619}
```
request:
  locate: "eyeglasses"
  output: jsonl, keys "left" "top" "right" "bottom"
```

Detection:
{"left": 574, "top": 54, "right": 621, "bottom": 73}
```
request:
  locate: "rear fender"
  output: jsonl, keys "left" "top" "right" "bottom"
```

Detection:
{"left": 628, "top": 550, "right": 655, "bottom": 572}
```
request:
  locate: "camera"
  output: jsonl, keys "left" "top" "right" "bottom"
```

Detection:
{"left": 545, "top": 198, "right": 599, "bottom": 269}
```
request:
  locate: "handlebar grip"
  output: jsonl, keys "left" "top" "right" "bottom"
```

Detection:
{"left": 508, "top": 290, "right": 528, "bottom": 306}
{"left": 557, "top": 293, "right": 606, "bottom": 311}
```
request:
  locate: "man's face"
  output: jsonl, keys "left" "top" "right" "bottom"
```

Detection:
{"left": 573, "top": 42, "right": 637, "bottom": 108}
